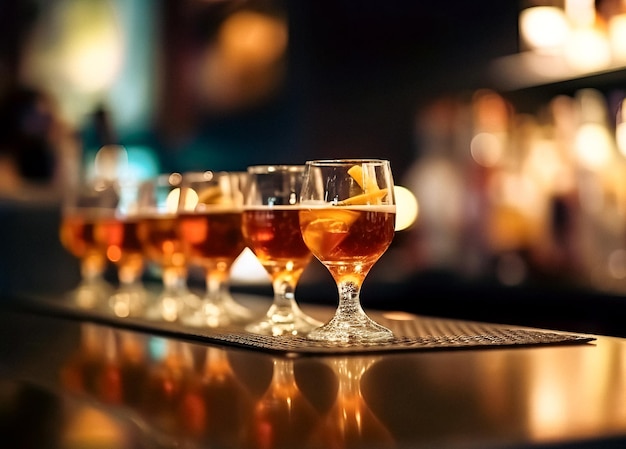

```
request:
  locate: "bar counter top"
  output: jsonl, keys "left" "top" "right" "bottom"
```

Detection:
{"left": 1, "top": 292, "right": 626, "bottom": 449}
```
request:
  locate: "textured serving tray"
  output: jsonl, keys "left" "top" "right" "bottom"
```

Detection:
{"left": 13, "top": 292, "right": 596, "bottom": 355}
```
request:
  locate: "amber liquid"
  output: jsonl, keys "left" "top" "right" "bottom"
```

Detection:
{"left": 60, "top": 214, "right": 104, "bottom": 259}
{"left": 137, "top": 215, "right": 185, "bottom": 269}
{"left": 299, "top": 206, "right": 395, "bottom": 277}
{"left": 242, "top": 207, "right": 313, "bottom": 279}
{"left": 178, "top": 211, "right": 246, "bottom": 268}
{"left": 95, "top": 218, "right": 144, "bottom": 272}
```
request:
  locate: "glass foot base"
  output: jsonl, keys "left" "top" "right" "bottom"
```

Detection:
{"left": 217, "top": 293, "right": 256, "bottom": 322}
{"left": 182, "top": 302, "right": 231, "bottom": 328}
{"left": 181, "top": 293, "right": 255, "bottom": 328}
{"left": 67, "top": 279, "right": 114, "bottom": 311}
{"left": 145, "top": 291, "right": 201, "bottom": 323}
{"left": 245, "top": 306, "right": 323, "bottom": 336}
{"left": 307, "top": 314, "right": 394, "bottom": 343}
{"left": 108, "top": 286, "right": 152, "bottom": 318}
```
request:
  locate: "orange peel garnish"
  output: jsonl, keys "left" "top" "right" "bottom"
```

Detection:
{"left": 300, "top": 208, "right": 360, "bottom": 255}
{"left": 338, "top": 188, "right": 388, "bottom": 205}
{"left": 348, "top": 164, "right": 380, "bottom": 191}
{"left": 343, "top": 164, "right": 385, "bottom": 204}
{"left": 197, "top": 186, "right": 232, "bottom": 205}
{"left": 347, "top": 165, "right": 366, "bottom": 189}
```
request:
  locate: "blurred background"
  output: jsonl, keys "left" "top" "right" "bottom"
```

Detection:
{"left": 3, "top": 0, "right": 626, "bottom": 335}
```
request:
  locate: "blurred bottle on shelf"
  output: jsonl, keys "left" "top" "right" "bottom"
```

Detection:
{"left": 404, "top": 85, "right": 626, "bottom": 293}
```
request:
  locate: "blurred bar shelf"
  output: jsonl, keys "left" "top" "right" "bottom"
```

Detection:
{"left": 489, "top": 51, "right": 626, "bottom": 92}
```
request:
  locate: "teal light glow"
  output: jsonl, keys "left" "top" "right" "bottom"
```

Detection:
{"left": 84, "top": 144, "right": 160, "bottom": 181}
{"left": 125, "top": 145, "right": 160, "bottom": 180}
{"left": 147, "top": 336, "right": 168, "bottom": 362}
{"left": 107, "top": 0, "right": 157, "bottom": 137}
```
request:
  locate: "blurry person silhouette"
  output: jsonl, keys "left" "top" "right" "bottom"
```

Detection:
{"left": 0, "top": 86, "right": 81, "bottom": 296}
{"left": 0, "top": 85, "right": 77, "bottom": 196}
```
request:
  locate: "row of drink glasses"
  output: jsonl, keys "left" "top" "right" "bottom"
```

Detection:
{"left": 59, "top": 159, "right": 397, "bottom": 343}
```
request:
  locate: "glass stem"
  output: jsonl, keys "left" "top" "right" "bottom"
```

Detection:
{"left": 266, "top": 277, "right": 300, "bottom": 321}
{"left": 118, "top": 263, "right": 142, "bottom": 289}
{"left": 335, "top": 279, "right": 366, "bottom": 322}
{"left": 273, "top": 278, "right": 296, "bottom": 308}
{"left": 162, "top": 266, "right": 187, "bottom": 294}
{"left": 81, "top": 254, "right": 106, "bottom": 283}
{"left": 205, "top": 267, "right": 228, "bottom": 303}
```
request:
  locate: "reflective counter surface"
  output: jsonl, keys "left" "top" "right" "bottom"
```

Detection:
{"left": 2, "top": 294, "right": 626, "bottom": 449}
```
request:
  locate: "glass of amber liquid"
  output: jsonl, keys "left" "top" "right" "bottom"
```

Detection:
{"left": 59, "top": 178, "right": 117, "bottom": 310}
{"left": 177, "top": 170, "right": 253, "bottom": 327}
{"left": 96, "top": 178, "right": 151, "bottom": 318}
{"left": 136, "top": 173, "right": 200, "bottom": 322}
{"left": 299, "top": 159, "right": 396, "bottom": 343}
{"left": 242, "top": 165, "right": 322, "bottom": 336}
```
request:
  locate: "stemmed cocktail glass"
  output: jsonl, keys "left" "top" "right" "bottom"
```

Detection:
{"left": 242, "top": 165, "right": 322, "bottom": 336}
{"left": 136, "top": 173, "right": 200, "bottom": 322}
{"left": 177, "top": 170, "right": 254, "bottom": 327}
{"left": 98, "top": 178, "right": 151, "bottom": 318}
{"left": 59, "top": 178, "right": 116, "bottom": 310}
{"left": 299, "top": 159, "right": 396, "bottom": 343}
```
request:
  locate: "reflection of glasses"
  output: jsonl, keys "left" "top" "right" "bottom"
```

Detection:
{"left": 242, "top": 165, "right": 322, "bottom": 336}
{"left": 61, "top": 324, "right": 394, "bottom": 449}
{"left": 312, "top": 357, "right": 394, "bottom": 448}
{"left": 177, "top": 171, "right": 254, "bottom": 328}
{"left": 299, "top": 159, "right": 396, "bottom": 343}
{"left": 251, "top": 357, "right": 320, "bottom": 447}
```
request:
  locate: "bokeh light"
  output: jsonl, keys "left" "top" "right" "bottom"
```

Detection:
{"left": 520, "top": 6, "right": 570, "bottom": 53}
{"left": 21, "top": 0, "right": 126, "bottom": 125}
{"left": 394, "top": 185, "right": 419, "bottom": 231}
{"left": 199, "top": 9, "right": 288, "bottom": 111}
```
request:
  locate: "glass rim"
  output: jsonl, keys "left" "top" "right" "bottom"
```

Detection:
{"left": 304, "top": 159, "right": 390, "bottom": 165}
{"left": 179, "top": 170, "right": 244, "bottom": 180}
{"left": 247, "top": 164, "right": 305, "bottom": 173}
{"left": 146, "top": 172, "right": 183, "bottom": 186}
{"left": 181, "top": 169, "right": 247, "bottom": 174}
